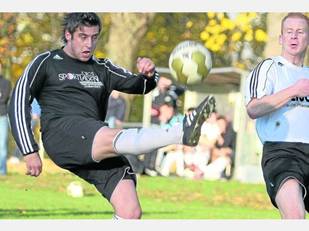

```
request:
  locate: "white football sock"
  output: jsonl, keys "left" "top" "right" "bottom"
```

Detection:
{"left": 113, "top": 123, "right": 183, "bottom": 155}
{"left": 113, "top": 214, "right": 124, "bottom": 219}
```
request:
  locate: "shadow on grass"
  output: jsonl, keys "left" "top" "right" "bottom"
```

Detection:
{"left": 0, "top": 209, "right": 176, "bottom": 218}
{"left": 0, "top": 208, "right": 110, "bottom": 218}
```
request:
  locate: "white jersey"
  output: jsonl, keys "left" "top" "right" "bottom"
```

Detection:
{"left": 245, "top": 56, "right": 309, "bottom": 144}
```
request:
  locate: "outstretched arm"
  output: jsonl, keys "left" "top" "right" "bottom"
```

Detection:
{"left": 99, "top": 57, "right": 159, "bottom": 95}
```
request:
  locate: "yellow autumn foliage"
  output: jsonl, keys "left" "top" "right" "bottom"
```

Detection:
{"left": 200, "top": 12, "right": 266, "bottom": 55}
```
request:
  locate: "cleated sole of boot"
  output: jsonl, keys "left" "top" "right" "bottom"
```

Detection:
{"left": 187, "top": 96, "right": 216, "bottom": 146}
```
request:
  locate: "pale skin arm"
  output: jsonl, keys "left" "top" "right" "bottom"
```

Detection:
{"left": 24, "top": 152, "right": 42, "bottom": 177}
{"left": 247, "top": 79, "right": 309, "bottom": 119}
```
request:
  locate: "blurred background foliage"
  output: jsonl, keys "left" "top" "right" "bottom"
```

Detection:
{"left": 138, "top": 12, "right": 267, "bottom": 70}
{"left": 0, "top": 12, "right": 268, "bottom": 84}
{"left": 3, "top": 12, "right": 309, "bottom": 154}
{"left": 3, "top": 12, "right": 309, "bottom": 124}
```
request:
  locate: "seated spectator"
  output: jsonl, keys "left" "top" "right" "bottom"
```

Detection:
{"left": 201, "top": 115, "right": 236, "bottom": 180}
{"left": 151, "top": 76, "right": 185, "bottom": 125}
{"left": 106, "top": 91, "right": 146, "bottom": 174}
{"left": 157, "top": 94, "right": 185, "bottom": 177}
{"left": 199, "top": 111, "right": 220, "bottom": 150}
{"left": 105, "top": 90, "right": 126, "bottom": 129}
{"left": 182, "top": 110, "right": 215, "bottom": 179}
{"left": 144, "top": 77, "right": 185, "bottom": 176}
{"left": 211, "top": 116, "right": 237, "bottom": 179}
{"left": 151, "top": 76, "right": 172, "bottom": 125}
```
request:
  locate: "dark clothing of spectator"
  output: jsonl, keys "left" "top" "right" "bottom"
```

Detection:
{"left": 106, "top": 94, "right": 126, "bottom": 124}
{"left": 0, "top": 74, "right": 11, "bottom": 175}
{"left": 0, "top": 75, "right": 11, "bottom": 116}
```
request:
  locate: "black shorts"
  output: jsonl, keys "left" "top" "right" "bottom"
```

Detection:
{"left": 262, "top": 141, "right": 309, "bottom": 211}
{"left": 70, "top": 156, "right": 136, "bottom": 200}
{"left": 42, "top": 116, "right": 136, "bottom": 201}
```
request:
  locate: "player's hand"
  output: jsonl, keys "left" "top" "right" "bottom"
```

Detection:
{"left": 24, "top": 152, "right": 42, "bottom": 177}
{"left": 293, "top": 79, "right": 309, "bottom": 97}
{"left": 137, "top": 57, "right": 155, "bottom": 78}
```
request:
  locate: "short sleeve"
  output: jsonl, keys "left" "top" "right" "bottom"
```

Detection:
{"left": 245, "top": 58, "right": 276, "bottom": 105}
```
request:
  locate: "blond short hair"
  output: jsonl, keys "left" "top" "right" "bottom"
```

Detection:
{"left": 281, "top": 12, "right": 309, "bottom": 34}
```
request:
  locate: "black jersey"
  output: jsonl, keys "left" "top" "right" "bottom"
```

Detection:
{"left": 9, "top": 49, "right": 158, "bottom": 155}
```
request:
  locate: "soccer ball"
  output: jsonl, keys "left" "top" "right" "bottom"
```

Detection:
{"left": 66, "top": 181, "right": 84, "bottom": 198}
{"left": 168, "top": 40, "right": 212, "bottom": 85}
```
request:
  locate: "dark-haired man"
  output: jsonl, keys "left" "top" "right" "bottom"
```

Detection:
{"left": 9, "top": 13, "right": 215, "bottom": 219}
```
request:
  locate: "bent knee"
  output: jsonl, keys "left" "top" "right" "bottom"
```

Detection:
{"left": 281, "top": 209, "right": 305, "bottom": 219}
{"left": 116, "top": 206, "right": 142, "bottom": 219}
{"left": 92, "top": 127, "right": 122, "bottom": 161}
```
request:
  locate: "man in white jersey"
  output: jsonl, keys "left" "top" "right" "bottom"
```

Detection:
{"left": 245, "top": 13, "right": 309, "bottom": 219}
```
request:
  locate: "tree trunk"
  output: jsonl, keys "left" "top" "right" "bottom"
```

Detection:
{"left": 305, "top": 50, "right": 309, "bottom": 66}
{"left": 105, "top": 13, "right": 155, "bottom": 120}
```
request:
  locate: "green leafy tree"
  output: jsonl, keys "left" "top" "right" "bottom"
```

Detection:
{"left": 138, "top": 13, "right": 209, "bottom": 67}
{"left": 101, "top": 13, "right": 156, "bottom": 122}
{"left": 201, "top": 12, "right": 267, "bottom": 69}
{"left": 2, "top": 13, "right": 64, "bottom": 83}
{"left": 0, "top": 13, "right": 17, "bottom": 78}
{"left": 2, "top": 13, "right": 269, "bottom": 123}
{"left": 133, "top": 13, "right": 268, "bottom": 121}
{"left": 139, "top": 13, "right": 267, "bottom": 70}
